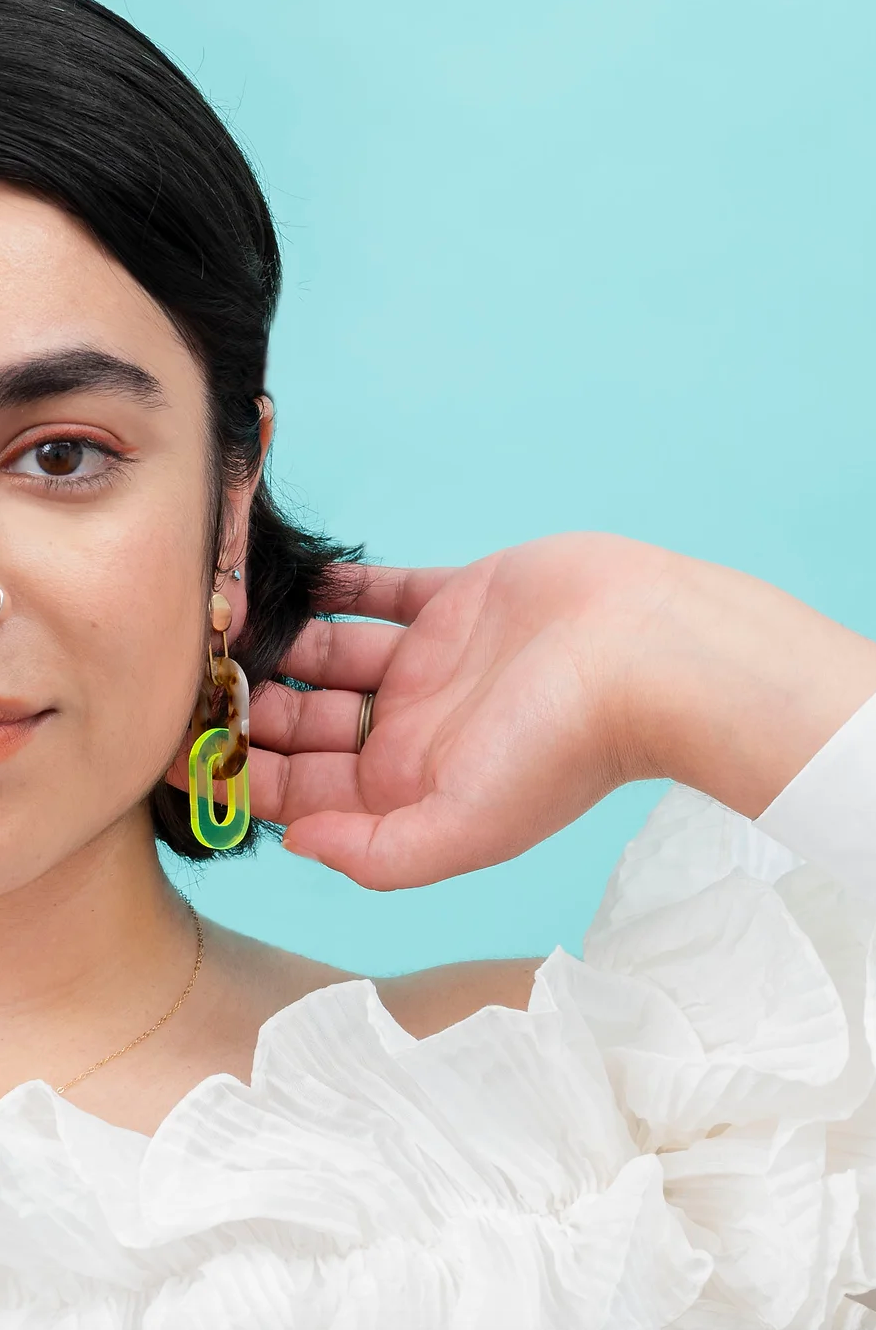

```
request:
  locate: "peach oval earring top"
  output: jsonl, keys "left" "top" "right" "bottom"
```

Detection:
{"left": 211, "top": 592, "right": 232, "bottom": 632}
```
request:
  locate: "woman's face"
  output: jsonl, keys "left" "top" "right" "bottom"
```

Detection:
{"left": 0, "top": 184, "right": 248, "bottom": 896}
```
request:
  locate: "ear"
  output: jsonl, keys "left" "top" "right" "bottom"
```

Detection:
{"left": 215, "top": 395, "right": 275, "bottom": 645}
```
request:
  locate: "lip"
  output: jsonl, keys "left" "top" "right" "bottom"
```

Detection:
{"left": 0, "top": 697, "right": 43, "bottom": 724}
{"left": 0, "top": 709, "right": 52, "bottom": 763}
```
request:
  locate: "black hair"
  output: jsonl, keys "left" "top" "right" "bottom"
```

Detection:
{"left": 0, "top": 0, "right": 367, "bottom": 859}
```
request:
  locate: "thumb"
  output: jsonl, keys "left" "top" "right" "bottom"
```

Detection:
{"left": 281, "top": 793, "right": 499, "bottom": 891}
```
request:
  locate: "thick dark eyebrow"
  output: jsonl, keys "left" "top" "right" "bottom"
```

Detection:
{"left": 0, "top": 348, "right": 166, "bottom": 410}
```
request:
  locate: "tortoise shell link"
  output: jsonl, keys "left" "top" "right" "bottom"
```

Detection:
{"left": 192, "top": 654, "right": 250, "bottom": 781}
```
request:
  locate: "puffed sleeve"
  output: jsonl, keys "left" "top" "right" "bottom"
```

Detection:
{"left": 753, "top": 691, "right": 876, "bottom": 897}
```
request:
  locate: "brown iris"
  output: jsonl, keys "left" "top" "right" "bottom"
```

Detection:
{"left": 35, "top": 439, "right": 84, "bottom": 476}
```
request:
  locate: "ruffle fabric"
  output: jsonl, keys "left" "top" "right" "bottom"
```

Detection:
{"left": 1, "top": 783, "right": 874, "bottom": 1328}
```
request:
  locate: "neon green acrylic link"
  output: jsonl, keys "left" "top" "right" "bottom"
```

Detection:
{"left": 189, "top": 726, "right": 251, "bottom": 849}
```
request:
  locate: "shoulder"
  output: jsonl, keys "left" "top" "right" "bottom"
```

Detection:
{"left": 206, "top": 918, "right": 545, "bottom": 1041}
{"left": 373, "top": 955, "right": 546, "bottom": 1039}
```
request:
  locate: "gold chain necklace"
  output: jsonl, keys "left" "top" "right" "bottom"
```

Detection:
{"left": 55, "top": 898, "right": 205, "bottom": 1097}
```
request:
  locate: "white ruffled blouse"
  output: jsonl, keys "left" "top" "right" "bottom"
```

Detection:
{"left": 4, "top": 694, "right": 876, "bottom": 1329}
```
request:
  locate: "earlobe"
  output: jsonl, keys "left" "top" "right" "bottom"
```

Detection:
{"left": 215, "top": 574, "right": 247, "bottom": 650}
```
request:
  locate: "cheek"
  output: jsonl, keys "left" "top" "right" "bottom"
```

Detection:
{"left": 0, "top": 500, "right": 210, "bottom": 894}
{"left": 20, "top": 491, "right": 204, "bottom": 839}
{"left": 79, "top": 518, "right": 206, "bottom": 769}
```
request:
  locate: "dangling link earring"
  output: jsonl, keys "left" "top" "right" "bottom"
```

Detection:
{"left": 188, "top": 589, "right": 251, "bottom": 849}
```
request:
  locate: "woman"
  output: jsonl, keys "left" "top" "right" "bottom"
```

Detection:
{"left": 0, "top": 0, "right": 874, "bottom": 1324}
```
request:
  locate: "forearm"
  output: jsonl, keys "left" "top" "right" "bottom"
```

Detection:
{"left": 618, "top": 552, "right": 876, "bottom": 820}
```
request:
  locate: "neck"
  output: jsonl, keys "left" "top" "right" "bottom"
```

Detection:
{"left": 0, "top": 806, "right": 199, "bottom": 1088}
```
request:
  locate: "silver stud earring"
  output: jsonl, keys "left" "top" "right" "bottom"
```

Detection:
{"left": 231, "top": 568, "right": 242, "bottom": 582}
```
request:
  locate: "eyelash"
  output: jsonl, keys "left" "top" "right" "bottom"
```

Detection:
{"left": 3, "top": 437, "right": 132, "bottom": 493}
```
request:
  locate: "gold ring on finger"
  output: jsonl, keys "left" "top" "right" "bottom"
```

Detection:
{"left": 357, "top": 691, "right": 376, "bottom": 753}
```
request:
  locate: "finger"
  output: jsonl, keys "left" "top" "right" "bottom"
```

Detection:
{"left": 166, "top": 748, "right": 368, "bottom": 825}
{"left": 278, "top": 619, "right": 403, "bottom": 690}
{"left": 315, "top": 562, "right": 458, "bottom": 625}
{"left": 281, "top": 791, "right": 503, "bottom": 891}
{"left": 248, "top": 681, "right": 366, "bottom": 754}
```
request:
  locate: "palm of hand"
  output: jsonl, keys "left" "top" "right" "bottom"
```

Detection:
{"left": 355, "top": 547, "right": 607, "bottom": 879}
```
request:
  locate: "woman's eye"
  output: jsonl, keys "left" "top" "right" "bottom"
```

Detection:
{"left": 4, "top": 437, "right": 120, "bottom": 488}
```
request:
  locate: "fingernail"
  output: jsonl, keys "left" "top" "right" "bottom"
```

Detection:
{"left": 283, "top": 839, "right": 322, "bottom": 862}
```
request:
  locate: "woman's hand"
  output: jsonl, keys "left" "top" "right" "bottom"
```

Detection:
{"left": 165, "top": 531, "right": 876, "bottom": 890}
{"left": 165, "top": 532, "right": 675, "bottom": 887}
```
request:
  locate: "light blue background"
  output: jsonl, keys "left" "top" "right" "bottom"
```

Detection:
{"left": 111, "top": 0, "right": 875, "bottom": 976}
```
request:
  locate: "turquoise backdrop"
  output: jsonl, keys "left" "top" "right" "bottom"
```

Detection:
{"left": 109, "top": 0, "right": 876, "bottom": 975}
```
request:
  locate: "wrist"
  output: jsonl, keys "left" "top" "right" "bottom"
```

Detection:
{"left": 611, "top": 551, "right": 876, "bottom": 819}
